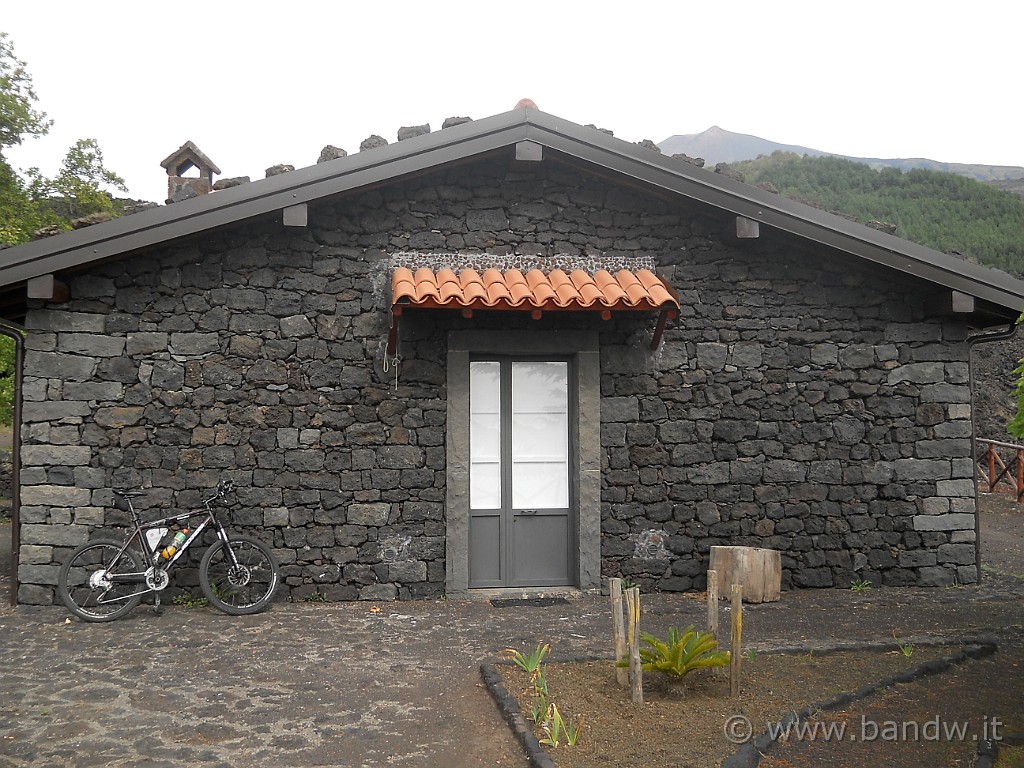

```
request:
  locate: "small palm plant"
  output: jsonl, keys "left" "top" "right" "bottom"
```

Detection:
{"left": 618, "top": 625, "right": 730, "bottom": 684}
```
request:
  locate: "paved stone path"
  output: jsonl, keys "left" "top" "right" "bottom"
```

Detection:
{"left": 0, "top": 507, "right": 1021, "bottom": 767}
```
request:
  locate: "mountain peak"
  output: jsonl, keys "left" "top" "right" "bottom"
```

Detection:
{"left": 656, "top": 128, "right": 1024, "bottom": 182}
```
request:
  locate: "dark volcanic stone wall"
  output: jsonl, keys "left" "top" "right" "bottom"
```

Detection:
{"left": 16, "top": 156, "right": 976, "bottom": 604}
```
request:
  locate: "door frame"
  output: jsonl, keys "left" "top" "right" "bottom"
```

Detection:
{"left": 446, "top": 329, "right": 601, "bottom": 595}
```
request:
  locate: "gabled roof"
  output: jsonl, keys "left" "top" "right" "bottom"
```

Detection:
{"left": 2, "top": 107, "right": 1022, "bottom": 323}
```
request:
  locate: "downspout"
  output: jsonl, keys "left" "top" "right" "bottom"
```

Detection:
{"left": 968, "top": 320, "right": 1019, "bottom": 585}
{"left": 0, "top": 319, "right": 23, "bottom": 606}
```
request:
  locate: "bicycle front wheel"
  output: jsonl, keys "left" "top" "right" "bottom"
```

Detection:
{"left": 57, "top": 539, "right": 146, "bottom": 622}
{"left": 199, "top": 536, "right": 279, "bottom": 615}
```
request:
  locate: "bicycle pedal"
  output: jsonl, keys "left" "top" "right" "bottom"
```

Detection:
{"left": 153, "top": 596, "right": 163, "bottom": 615}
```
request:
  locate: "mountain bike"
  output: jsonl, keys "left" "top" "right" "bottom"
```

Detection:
{"left": 57, "top": 480, "right": 279, "bottom": 622}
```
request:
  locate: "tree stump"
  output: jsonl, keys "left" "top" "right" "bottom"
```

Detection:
{"left": 709, "top": 546, "right": 781, "bottom": 603}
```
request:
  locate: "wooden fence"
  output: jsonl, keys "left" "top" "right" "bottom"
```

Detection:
{"left": 976, "top": 438, "right": 1024, "bottom": 501}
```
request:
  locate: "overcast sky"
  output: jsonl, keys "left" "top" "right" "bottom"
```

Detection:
{"left": 3, "top": 1, "right": 1020, "bottom": 203}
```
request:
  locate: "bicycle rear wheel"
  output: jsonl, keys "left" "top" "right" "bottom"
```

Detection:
{"left": 57, "top": 539, "right": 146, "bottom": 622}
{"left": 199, "top": 536, "right": 279, "bottom": 615}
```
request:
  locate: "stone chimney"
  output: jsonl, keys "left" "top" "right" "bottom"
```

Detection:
{"left": 160, "top": 141, "right": 221, "bottom": 204}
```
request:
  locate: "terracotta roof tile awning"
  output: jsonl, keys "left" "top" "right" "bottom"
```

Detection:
{"left": 388, "top": 266, "right": 680, "bottom": 353}
{"left": 393, "top": 266, "right": 677, "bottom": 312}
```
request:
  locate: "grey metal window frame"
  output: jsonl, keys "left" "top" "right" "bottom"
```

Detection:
{"left": 446, "top": 329, "right": 601, "bottom": 594}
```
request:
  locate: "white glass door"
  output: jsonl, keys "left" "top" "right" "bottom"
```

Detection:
{"left": 468, "top": 359, "right": 573, "bottom": 587}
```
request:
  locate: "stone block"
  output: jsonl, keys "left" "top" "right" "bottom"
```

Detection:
{"left": 913, "top": 513, "right": 973, "bottom": 531}
{"left": 19, "top": 545, "right": 53, "bottom": 564}
{"left": 126, "top": 332, "right": 168, "bottom": 355}
{"left": 281, "top": 315, "right": 315, "bottom": 337}
{"left": 886, "top": 362, "right": 944, "bottom": 385}
{"left": 810, "top": 343, "right": 838, "bottom": 366}
{"left": 20, "top": 524, "right": 90, "bottom": 547}
{"left": 28, "top": 310, "right": 105, "bottom": 333}
{"left": 937, "top": 542, "right": 975, "bottom": 565}
{"left": 24, "top": 351, "right": 96, "bottom": 381}
{"left": 893, "top": 459, "right": 950, "bottom": 482}
{"left": 18, "top": 584, "right": 54, "bottom": 605}
{"left": 169, "top": 333, "right": 220, "bottom": 356}
{"left": 22, "top": 445, "right": 92, "bottom": 467}
{"left": 838, "top": 345, "right": 874, "bottom": 368}
{"left": 919, "top": 383, "right": 971, "bottom": 404}
{"left": 348, "top": 503, "right": 390, "bottom": 526}
{"left": 935, "top": 480, "right": 974, "bottom": 498}
{"left": 921, "top": 497, "right": 950, "bottom": 515}
{"left": 20, "top": 485, "right": 91, "bottom": 506}
{"left": 63, "top": 382, "right": 125, "bottom": 401}
{"left": 378, "top": 446, "right": 423, "bottom": 469}
{"left": 728, "top": 342, "right": 762, "bottom": 368}
{"left": 898, "top": 550, "right": 936, "bottom": 568}
{"left": 916, "top": 565, "right": 955, "bottom": 587}
{"left": 57, "top": 334, "right": 126, "bottom": 358}
{"left": 18, "top": 564, "right": 61, "bottom": 585}
{"left": 359, "top": 583, "right": 398, "bottom": 601}
{"left": 94, "top": 407, "right": 146, "bottom": 429}
{"left": 696, "top": 343, "right": 728, "bottom": 371}
{"left": 763, "top": 460, "right": 806, "bottom": 483}
{"left": 388, "top": 560, "right": 427, "bottom": 583}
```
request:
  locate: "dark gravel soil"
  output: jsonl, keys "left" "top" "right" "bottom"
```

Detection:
{"left": 498, "top": 495, "right": 1024, "bottom": 768}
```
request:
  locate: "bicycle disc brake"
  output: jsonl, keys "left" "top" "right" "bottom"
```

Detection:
{"left": 145, "top": 567, "right": 170, "bottom": 591}
{"left": 228, "top": 565, "right": 252, "bottom": 587}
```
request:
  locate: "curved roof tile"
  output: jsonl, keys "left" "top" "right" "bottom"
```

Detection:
{"left": 392, "top": 265, "right": 679, "bottom": 312}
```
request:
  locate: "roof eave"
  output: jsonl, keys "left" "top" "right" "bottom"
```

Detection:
{"left": 3, "top": 107, "right": 1023, "bottom": 318}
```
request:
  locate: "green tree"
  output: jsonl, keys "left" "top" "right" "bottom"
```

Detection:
{"left": 27, "top": 138, "right": 128, "bottom": 219}
{"left": 0, "top": 31, "right": 52, "bottom": 154}
{"left": 0, "top": 335, "right": 14, "bottom": 427}
{"left": 0, "top": 34, "right": 127, "bottom": 246}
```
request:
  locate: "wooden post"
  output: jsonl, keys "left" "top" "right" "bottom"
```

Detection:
{"left": 625, "top": 586, "right": 643, "bottom": 704}
{"left": 1017, "top": 449, "right": 1024, "bottom": 502}
{"left": 707, "top": 569, "right": 719, "bottom": 636}
{"left": 730, "top": 584, "right": 742, "bottom": 698}
{"left": 707, "top": 569, "right": 720, "bottom": 678}
{"left": 610, "top": 578, "right": 628, "bottom": 688}
{"left": 989, "top": 444, "right": 997, "bottom": 492}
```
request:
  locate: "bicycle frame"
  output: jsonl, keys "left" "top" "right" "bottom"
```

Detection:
{"left": 104, "top": 490, "right": 237, "bottom": 597}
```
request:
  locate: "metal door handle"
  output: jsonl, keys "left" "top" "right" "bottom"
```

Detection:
{"left": 519, "top": 510, "right": 538, "bottom": 515}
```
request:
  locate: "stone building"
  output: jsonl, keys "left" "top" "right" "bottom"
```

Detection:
{"left": 2, "top": 106, "right": 1023, "bottom": 605}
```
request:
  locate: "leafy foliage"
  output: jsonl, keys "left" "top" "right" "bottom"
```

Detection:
{"left": 27, "top": 138, "right": 127, "bottom": 220}
{"left": 504, "top": 642, "right": 551, "bottom": 676}
{"left": 0, "top": 35, "right": 127, "bottom": 247}
{"left": 618, "top": 625, "right": 730, "bottom": 679}
{"left": 0, "top": 32, "right": 52, "bottom": 153}
{"left": 539, "top": 703, "right": 583, "bottom": 748}
{"left": 732, "top": 152, "right": 1024, "bottom": 276}
{"left": 0, "top": 335, "right": 15, "bottom": 427}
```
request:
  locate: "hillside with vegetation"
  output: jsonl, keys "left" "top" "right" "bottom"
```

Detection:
{"left": 731, "top": 152, "right": 1024, "bottom": 277}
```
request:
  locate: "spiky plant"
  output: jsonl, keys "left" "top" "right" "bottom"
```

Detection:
{"left": 618, "top": 625, "right": 730, "bottom": 680}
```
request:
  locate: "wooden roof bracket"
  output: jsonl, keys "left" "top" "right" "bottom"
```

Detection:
{"left": 386, "top": 305, "right": 402, "bottom": 355}
{"left": 650, "top": 307, "right": 679, "bottom": 350}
